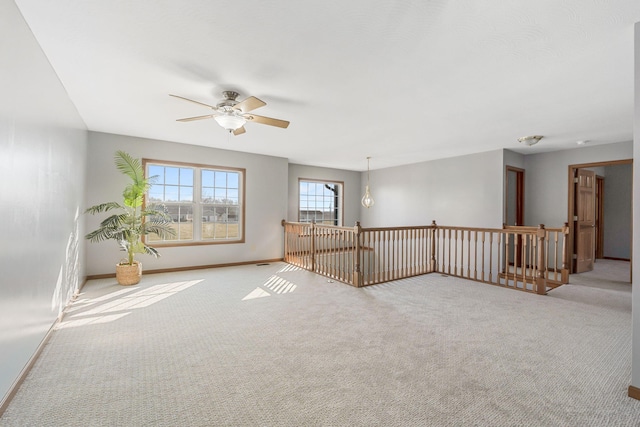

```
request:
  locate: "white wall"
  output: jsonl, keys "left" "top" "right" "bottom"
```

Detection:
{"left": 603, "top": 164, "right": 632, "bottom": 259}
{"left": 524, "top": 141, "right": 632, "bottom": 227}
{"left": 0, "top": 1, "right": 88, "bottom": 404}
{"left": 359, "top": 150, "right": 504, "bottom": 228}
{"left": 85, "top": 132, "right": 288, "bottom": 275}
{"left": 288, "top": 164, "right": 361, "bottom": 227}
{"left": 631, "top": 21, "right": 640, "bottom": 392}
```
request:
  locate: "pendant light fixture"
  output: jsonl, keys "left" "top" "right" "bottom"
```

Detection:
{"left": 361, "top": 156, "right": 375, "bottom": 208}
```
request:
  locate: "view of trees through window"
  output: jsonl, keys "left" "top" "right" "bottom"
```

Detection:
{"left": 145, "top": 160, "right": 244, "bottom": 243}
{"left": 299, "top": 180, "right": 342, "bottom": 226}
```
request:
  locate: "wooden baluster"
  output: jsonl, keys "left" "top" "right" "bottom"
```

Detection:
{"left": 388, "top": 229, "right": 392, "bottom": 280}
{"left": 403, "top": 229, "right": 407, "bottom": 277}
{"left": 338, "top": 229, "right": 342, "bottom": 281}
{"left": 520, "top": 234, "right": 533, "bottom": 290}
{"left": 370, "top": 231, "right": 374, "bottom": 283}
{"left": 332, "top": 228, "right": 336, "bottom": 279}
{"left": 474, "top": 231, "right": 478, "bottom": 280}
{"left": 453, "top": 229, "right": 458, "bottom": 276}
{"left": 536, "top": 224, "right": 547, "bottom": 295}
{"left": 491, "top": 231, "right": 496, "bottom": 285}
{"left": 420, "top": 227, "right": 424, "bottom": 273}
{"left": 412, "top": 228, "right": 416, "bottom": 276}
{"left": 389, "top": 230, "right": 398, "bottom": 280}
{"left": 552, "top": 231, "right": 559, "bottom": 282}
{"left": 447, "top": 228, "right": 451, "bottom": 275}
{"left": 381, "top": 230, "right": 384, "bottom": 282}
{"left": 466, "top": 230, "right": 470, "bottom": 278}
{"left": 481, "top": 231, "right": 486, "bottom": 282}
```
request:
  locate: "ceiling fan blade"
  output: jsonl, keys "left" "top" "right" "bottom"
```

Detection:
{"left": 244, "top": 114, "right": 290, "bottom": 128}
{"left": 169, "top": 94, "right": 217, "bottom": 109}
{"left": 233, "top": 126, "right": 246, "bottom": 136}
{"left": 176, "top": 114, "right": 215, "bottom": 122}
{"left": 234, "top": 96, "right": 266, "bottom": 113}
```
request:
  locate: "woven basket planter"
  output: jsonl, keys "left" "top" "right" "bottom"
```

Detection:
{"left": 116, "top": 261, "right": 142, "bottom": 286}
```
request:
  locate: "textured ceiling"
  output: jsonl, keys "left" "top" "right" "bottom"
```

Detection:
{"left": 14, "top": 0, "right": 640, "bottom": 171}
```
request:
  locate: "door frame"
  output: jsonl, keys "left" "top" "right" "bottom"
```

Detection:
{"left": 567, "top": 159, "right": 632, "bottom": 274}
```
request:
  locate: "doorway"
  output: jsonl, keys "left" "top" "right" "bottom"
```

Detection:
{"left": 505, "top": 166, "right": 525, "bottom": 226}
{"left": 505, "top": 167, "right": 525, "bottom": 266}
{"left": 567, "top": 159, "right": 632, "bottom": 279}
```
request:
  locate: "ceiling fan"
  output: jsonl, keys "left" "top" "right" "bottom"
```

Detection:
{"left": 170, "top": 91, "right": 290, "bottom": 136}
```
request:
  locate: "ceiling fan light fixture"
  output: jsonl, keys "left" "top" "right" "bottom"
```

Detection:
{"left": 214, "top": 114, "right": 246, "bottom": 131}
{"left": 518, "top": 135, "right": 543, "bottom": 147}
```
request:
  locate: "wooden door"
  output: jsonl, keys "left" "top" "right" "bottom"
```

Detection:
{"left": 575, "top": 169, "right": 596, "bottom": 273}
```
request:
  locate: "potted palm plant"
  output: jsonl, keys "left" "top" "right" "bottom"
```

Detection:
{"left": 85, "top": 151, "right": 176, "bottom": 285}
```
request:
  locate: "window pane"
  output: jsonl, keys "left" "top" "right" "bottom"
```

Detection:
{"left": 299, "top": 180, "right": 342, "bottom": 226}
{"left": 149, "top": 165, "right": 164, "bottom": 184}
{"left": 165, "top": 167, "right": 179, "bottom": 185}
{"left": 202, "top": 170, "right": 214, "bottom": 187}
{"left": 214, "top": 188, "right": 227, "bottom": 201}
{"left": 202, "top": 187, "right": 214, "bottom": 202}
{"left": 179, "top": 186, "right": 193, "bottom": 202}
{"left": 148, "top": 187, "right": 164, "bottom": 202}
{"left": 215, "top": 171, "right": 227, "bottom": 187}
{"left": 165, "top": 186, "right": 179, "bottom": 202}
{"left": 180, "top": 168, "right": 193, "bottom": 185}
{"left": 148, "top": 204, "right": 193, "bottom": 242}
{"left": 227, "top": 173, "right": 239, "bottom": 188}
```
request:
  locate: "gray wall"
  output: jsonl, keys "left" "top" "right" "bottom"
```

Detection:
{"left": 524, "top": 141, "right": 632, "bottom": 227}
{"left": 603, "top": 164, "right": 632, "bottom": 259}
{"left": 359, "top": 150, "right": 504, "bottom": 228}
{"left": 631, "top": 21, "right": 640, "bottom": 391}
{"left": 288, "top": 164, "right": 361, "bottom": 227}
{"left": 86, "top": 132, "right": 288, "bottom": 275}
{"left": 0, "top": 1, "right": 88, "bottom": 403}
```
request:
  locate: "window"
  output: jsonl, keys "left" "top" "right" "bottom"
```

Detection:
{"left": 144, "top": 159, "right": 245, "bottom": 245}
{"left": 299, "top": 179, "right": 343, "bottom": 226}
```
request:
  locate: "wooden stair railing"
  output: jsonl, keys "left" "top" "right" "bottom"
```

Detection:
{"left": 282, "top": 220, "right": 570, "bottom": 294}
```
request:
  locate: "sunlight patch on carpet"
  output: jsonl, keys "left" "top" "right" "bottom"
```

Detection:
{"left": 242, "top": 275, "right": 297, "bottom": 301}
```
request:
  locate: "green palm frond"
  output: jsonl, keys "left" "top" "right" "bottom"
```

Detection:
{"left": 142, "top": 244, "right": 160, "bottom": 258}
{"left": 98, "top": 213, "right": 129, "bottom": 229}
{"left": 85, "top": 151, "right": 172, "bottom": 266}
{"left": 144, "top": 224, "right": 175, "bottom": 239}
{"left": 84, "top": 202, "right": 123, "bottom": 215}
{"left": 114, "top": 150, "right": 144, "bottom": 184}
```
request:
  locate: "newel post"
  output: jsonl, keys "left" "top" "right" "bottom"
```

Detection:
{"left": 354, "top": 221, "right": 363, "bottom": 287}
{"left": 536, "top": 224, "right": 547, "bottom": 295}
{"left": 430, "top": 220, "right": 437, "bottom": 272}
{"left": 561, "top": 222, "right": 570, "bottom": 284}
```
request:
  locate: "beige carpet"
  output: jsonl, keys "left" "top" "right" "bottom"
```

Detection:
{"left": 1, "top": 260, "right": 639, "bottom": 426}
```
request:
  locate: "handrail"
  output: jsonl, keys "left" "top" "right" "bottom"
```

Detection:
{"left": 282, "top": 220, "right": 570, "bottom": 294}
